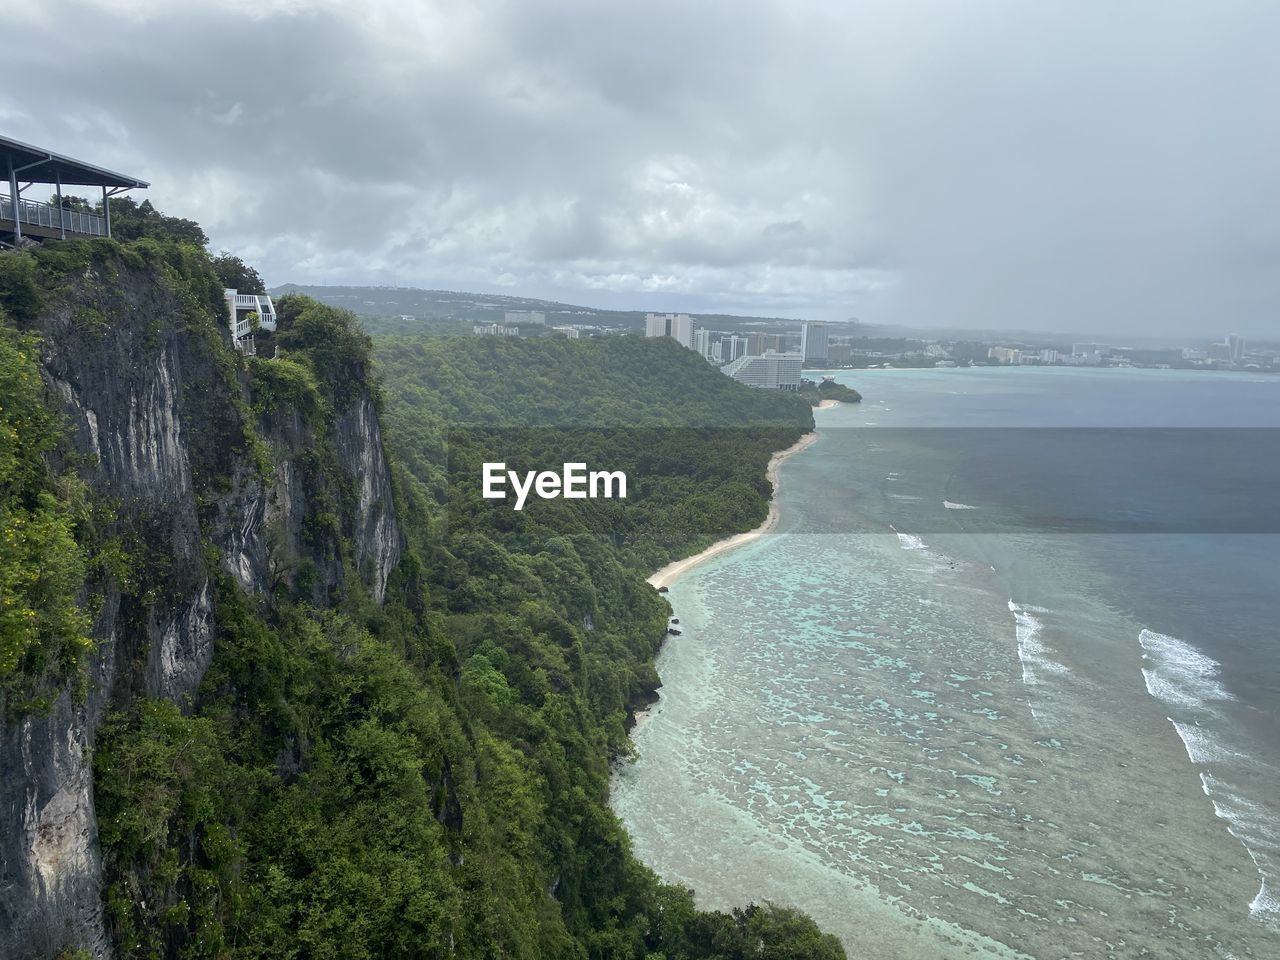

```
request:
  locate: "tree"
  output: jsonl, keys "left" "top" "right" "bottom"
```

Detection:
{"left": 212, "top": 252, "right": 266, "bottom": 294}
{"left": 100, "top": 197, "right": 208, "bottom": 245}
{"left": 0, "top": 309, "right": 91, "bottom": 715}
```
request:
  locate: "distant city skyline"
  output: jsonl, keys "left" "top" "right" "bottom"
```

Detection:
{"left": 8, "top": 1, "right": 1278, "bottom": 337}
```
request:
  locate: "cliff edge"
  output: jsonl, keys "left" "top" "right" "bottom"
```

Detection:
{"left": 0, "top": 240, "right": 401, "bottom": 959}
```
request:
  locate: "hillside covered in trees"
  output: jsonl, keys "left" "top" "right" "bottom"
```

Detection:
{"left": 374, "top": 335, "right": 813, "bottom": 570}
{"left": 0, "top": 212, "right": 842, "bottom": 959}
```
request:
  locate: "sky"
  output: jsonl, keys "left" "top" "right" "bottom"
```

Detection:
{"left": 5, "top": 0, "right": 1279, "bottom": 337}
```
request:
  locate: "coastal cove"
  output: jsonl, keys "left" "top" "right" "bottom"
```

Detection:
{"left": 613, "top": 366, "right": 1280, "bottom": 960}
{"left": 647, "top": 430, "right": 821, "bottom": 591}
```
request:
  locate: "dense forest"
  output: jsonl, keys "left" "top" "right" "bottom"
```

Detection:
{"left": 373, "top": 335, "right": 813, "bottom": 570}
{"left": 0, "top": 216, "right": 844, "bottom": 958}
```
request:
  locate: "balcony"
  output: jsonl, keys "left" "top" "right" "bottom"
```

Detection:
{"left": 0, "top": 192, "right": 107, "bottom": 238}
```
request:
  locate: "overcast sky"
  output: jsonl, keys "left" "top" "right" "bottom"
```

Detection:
{"left": 6, "top": 0, "right": 1279, "bottom": 336}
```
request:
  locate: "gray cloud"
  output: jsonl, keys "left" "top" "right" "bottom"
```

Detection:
{"left": 5, "top": 0, "right": 1278, "bottom": 336}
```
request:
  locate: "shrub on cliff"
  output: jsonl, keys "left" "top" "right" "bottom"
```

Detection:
{"left": 0, "top": 308, "right": 91, "bottom": 716}
{"left": 274, "top": 294, "right": 375, "bottom": 408}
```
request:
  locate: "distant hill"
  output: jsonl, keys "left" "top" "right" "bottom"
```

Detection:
{"left": 270, "top": 286, "right": 1278, "bottom": 350}
{"left": 270, "top": 283, "right": 843, "bottom": 336}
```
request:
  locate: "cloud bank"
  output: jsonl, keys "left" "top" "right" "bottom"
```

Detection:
{"left": 6, "top": 0, "right": 1278, "bottom": 335}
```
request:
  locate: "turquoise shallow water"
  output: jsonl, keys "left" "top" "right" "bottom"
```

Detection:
{"left": 611, "top": 368, "right": 1280, "bottom": 959}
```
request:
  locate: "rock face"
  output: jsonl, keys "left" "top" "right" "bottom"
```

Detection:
{"left": 335, "top": 393, "right": 402, "bottom": 603}
{"left": 0, "top": 260, "right": 401, "bottom": 959}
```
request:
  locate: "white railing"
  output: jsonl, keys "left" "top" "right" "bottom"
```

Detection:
{"left": 232, "top": 294, "right": 277, "bottom": 331}
{"left": 0, "top": 193, "right": 107, "bottom": 237}
{"left": 228, "top": 293, "right": 278, "bottom": 339}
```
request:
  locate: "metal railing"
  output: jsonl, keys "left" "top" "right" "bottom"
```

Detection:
{"left": 0, "top": 193, "right": 107, "bottom": 237}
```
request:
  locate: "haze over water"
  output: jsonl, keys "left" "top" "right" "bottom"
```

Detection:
{"left": 612, "top": 367, "right": 1280, "bottom": 959}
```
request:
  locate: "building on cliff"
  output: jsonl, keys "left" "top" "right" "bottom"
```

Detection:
{"left": 1, "top": 134, "right": 148, "bottom": 245}
{"left": 224, "top": 287, "right": 278, "bottom": 354}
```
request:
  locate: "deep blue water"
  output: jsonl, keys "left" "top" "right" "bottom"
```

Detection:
{"left": 823, "top": 367, "right": 1280, "bottom": 720}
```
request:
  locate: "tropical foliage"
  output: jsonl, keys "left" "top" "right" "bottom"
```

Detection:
{"left": 1, "top": 216, "right": 842, "bottom": 959}
{"left": 0, "top": 309, "right": 92, "bottom": 716}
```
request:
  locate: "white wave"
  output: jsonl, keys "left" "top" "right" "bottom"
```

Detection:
{"left": 1199, "top": 773, "right": 1280, "bottom": 931}
{"left": 896, "top": 532, "right": 926, "bottom": 551}
{"left": 1169, "top": 721, "right": 1243, "bottom": 764}
{"left": 1163, "top": 628, "right": 1280, "bottom": 936}
{"left": 943, "top": 500, "right": 978, "bottom": 510}
{"left": 1252, "top": 880, "right": 1280, "bottom": 926}
{"left": 1139, "top": 629, "right": 1234, "bottom": 714}
{"left": 889, "top": 529, "right": 957, "bottom": 566}
{"left": 1009, "top": 600, "right": 1069, "bottom": 690}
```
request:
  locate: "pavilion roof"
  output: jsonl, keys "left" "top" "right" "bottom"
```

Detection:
{"left": 1, "top": 134, "right": 149, "bottom": 189}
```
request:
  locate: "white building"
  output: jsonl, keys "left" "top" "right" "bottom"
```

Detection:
{"left": 800, "top": 321, "right": 829, "bottom": 363}
{"left": 1038, "top": 349, "right": 1059, "bottom": 364}
{"left": 551, "top": 325, "right": 580, "bottom": 339}
{"left": 224, "top": 288, "right": 277, "bottom": 355}
{"left": 989, "top": 346, "right": 1022, "bottom": 364}
{"left": 1071, "top": 342, "right": 1110, "bottom": 364}
{"left": 693, "top": 327, "right": 713, "bottom": 358}
{"left": 506, "top": 310, "right": 546, "bottom": 326}
{"left": 474, "top": 323, "right": 520, "bottom": 337}
{"left": 722, "top": 351, "right": 803, "bottom": 390}
{"left": 720, "top": 334, "right": 748, "bottom": 364}
{"left": 645, "top": 313, "right": 696, "bottom": 349}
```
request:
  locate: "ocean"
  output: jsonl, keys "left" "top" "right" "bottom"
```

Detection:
{"left": 611, "top": 366, "right": 1280, "bottom": 959}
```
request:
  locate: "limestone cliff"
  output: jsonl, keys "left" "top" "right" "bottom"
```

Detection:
{"left": 0, "top": 246, "right": 402, "bottom": 959}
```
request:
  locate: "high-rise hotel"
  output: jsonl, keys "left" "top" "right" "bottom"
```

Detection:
{"left": 644, "top": 313, "right": 696, "bottom": 349}
{"left": 800, "top": 320, "right": 829, "bottom": 363}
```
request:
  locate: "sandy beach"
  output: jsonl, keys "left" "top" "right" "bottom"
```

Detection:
{"left": 647, "top": 429, "right": 819, "bottom": 590}
{"left": 815, "top": 398, "right": 840, "bottom": 409}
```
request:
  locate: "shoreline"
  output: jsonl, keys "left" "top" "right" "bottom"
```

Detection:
{"left": 646, "top": 429, "right": 819, "bottom": 591}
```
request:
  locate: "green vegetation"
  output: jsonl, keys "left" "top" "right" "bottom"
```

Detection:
{"left": 94, "top": 313, "right": 835, "bottom": 958}
{"left": 360, "top": 314, "right": 476, "bottom": 337}
{"left": 375, "top": 335, "right": 813, "bottom": 570}
{"left": 798, "top": 378, "right": 862, "bottom": 405}
{"left": 0, "top": 314, "right": 91, "bottom": 716}
{"left": 274, "top": 294, "right": 376, "bottom": 407}
{"left": 212, "top": 252, "right": 266, "bottom": 295}
{"left": 0, "top": 233, "right": 262, "bottom": 717}
{"left": 96, "top": 196, "right": 209, "bottom": 246}
{"left": 2, "top": 210, "right": 842, "bottom": 958}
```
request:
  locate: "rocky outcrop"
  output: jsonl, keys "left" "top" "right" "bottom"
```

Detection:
{"left": 0, "top": 258, "right": 402, "bottom": 959}
{"left": 0, "top": 690, "right": 107, "bottom": 959}
{"left": 335, "top": 393, "right": 403, "bottom": 603}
